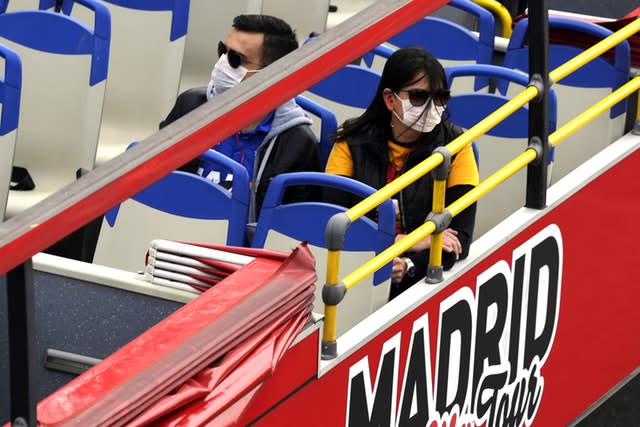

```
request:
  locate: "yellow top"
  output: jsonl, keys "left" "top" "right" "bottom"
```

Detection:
{"left": 325, "top": 139, "right": 479, "bottom": 187}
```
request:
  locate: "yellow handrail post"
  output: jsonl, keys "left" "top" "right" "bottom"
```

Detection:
{"left": 472, "top": 0, "right": 513, "bottom": 38}
{"left": 425, "top": 148, "right": 451, "bottom": 284}
{"left": 321, "top": 249, "right": 341, "bottom": 359}
{"left": 321, "top": 213, "right": 351, "bottom": 359}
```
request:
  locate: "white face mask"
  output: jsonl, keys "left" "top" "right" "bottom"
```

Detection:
{"left": 393, "top": 93, "right": 445, "bottom": 133}
{"left": 206, "top": 54, "right": 249, "bottom": 100}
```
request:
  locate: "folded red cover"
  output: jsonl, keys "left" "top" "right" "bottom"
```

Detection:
{"left": 38, "top": 243, "right": 316, "bottom": 427}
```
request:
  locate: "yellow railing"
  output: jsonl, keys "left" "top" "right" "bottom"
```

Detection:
{"left": 321, "top": 17, "right": 640, "bottom": 355}
{"left": 342, "top": 74, "right": 640, "bottom": 291}
{"left": 550, "top": 76, "right": 640, "bottom": 148}
{"left": 549, "top": 19, "right": 640, "bottom": 84}
{"left": 472, "top": 0, "right": 513, "bottom": 38}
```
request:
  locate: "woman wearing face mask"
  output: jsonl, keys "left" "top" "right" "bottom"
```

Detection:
{"left": 324, "top": 47, "right": 479, "bottom": 299}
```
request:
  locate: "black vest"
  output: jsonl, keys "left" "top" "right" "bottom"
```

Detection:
{"left": 346, "top": 120, "right": 463, "bottom": 233}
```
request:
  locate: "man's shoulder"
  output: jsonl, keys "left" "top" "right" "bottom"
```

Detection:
{"left": 175, "top": 87, "right": 208, "bottom": 110}
{"left": 160, "top": 86, "right": 208, "bottom": 128}
{"left": 277, "top": 123, "right": 317, "bottom": 144}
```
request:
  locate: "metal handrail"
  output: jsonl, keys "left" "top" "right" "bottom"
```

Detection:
{"left": 549, "top": 18, "right": 640, "bottom": 84}
{"left": 340, "top": 75, "right": 640, "bottom": 293}
{"left": 341, "top": 85, "right": 539, "bottom": 224}
{"left": 551, "top": 76, "right": 640, "bottom": 147}
{"left": 321, "top": 17, "right": 640, "bottom": 356}
{"left": 472, "top": 0, "right": 513, "bottom": 38}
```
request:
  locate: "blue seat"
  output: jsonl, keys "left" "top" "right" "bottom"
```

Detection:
{"left": 0, "top": 42, "right": 21, "bottom": 220}
{"left": 499, "top": 16, "right": 630, "bottom": 116}
{"left": 498, "top": 16, "right": 631, "bottom": 183}
{"left": 300, "top": 37, "right": 382, "bottom": 127}
{"left": 55, "top": 0, "right": 190, "bottom": 164}
{"left": 0, "top": 6, "right": 110, "bottom": 217}
{"left": 363, "top": 0, "right": 496, "bottom": 91}
{"left": 295, "top": 95, "right": 338, "bottom": 169}
{"left": 93, "top": 149, "right": 250, "bottom": 271}
{"left": 445, "top": 64, "right": 558, "bottom": 238}
{"left": 251, "top": 171, "right": 395, "bottom": 335}
{"left": 447, "top": 64, "right": 558, "bottom": 138}
{"left": 306, "top": 63, "right": 382, "bottom": 110}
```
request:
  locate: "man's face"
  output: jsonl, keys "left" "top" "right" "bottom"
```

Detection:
{"left": 223, "top": 28, "right": 264, "bottom": 77}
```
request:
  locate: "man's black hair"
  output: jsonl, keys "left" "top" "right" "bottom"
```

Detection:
{"left": 232, "top": 15, "right": 298, "bottom": 66}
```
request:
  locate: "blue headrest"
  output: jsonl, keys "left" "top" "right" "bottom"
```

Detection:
{"left": 0, "top": 9, "right": 110, "bottom": 86}
{"left": 91, "top": 0, "right": 189, "bottom": 41}
{"left": 308, "top": 64, "right": 381, "bottom": 109}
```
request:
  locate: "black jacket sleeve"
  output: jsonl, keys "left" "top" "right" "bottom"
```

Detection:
{"left": 159, "top": 87, "right": 209, "bottom": 173}
{"left": 159, "top": 87, "right": 208, "bottom": 129}
{"left": 444, "top": 183, "right": 476, "bottom": 264}
{"left": 255, "top": 125, "right": 322, "bottom": 215}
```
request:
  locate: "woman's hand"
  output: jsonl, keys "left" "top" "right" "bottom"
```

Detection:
{"left": 396, "top": 228, "right": 462, "bottom": 259}
{"left": 391, "top": 257, "right": 407, "bottom": 283}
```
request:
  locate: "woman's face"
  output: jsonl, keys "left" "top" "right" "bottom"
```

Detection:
{"left": 383, "top": 72, "right": 431, "bottom": 140}
{"left": 387, "top": 72, "right": 431, "bottom": 115}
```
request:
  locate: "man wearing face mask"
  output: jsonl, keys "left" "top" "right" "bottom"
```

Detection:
{"left": 324, "top": 47, "right": 479, "bottom": 300}
{"left": 160, "top": 14, "right": 321, "bottom": 222}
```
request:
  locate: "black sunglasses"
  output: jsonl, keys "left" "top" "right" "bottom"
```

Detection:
{"left": 398, "top": 88, "right": 450, "bottom": 107}
{"left": 218, "top": 41, "right": 261, "bottom": 69}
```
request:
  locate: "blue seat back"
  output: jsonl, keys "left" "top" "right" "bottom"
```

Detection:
{"left": 0, "top": 8, "right": 109, "bottom": 86}
{"left": 252, "top": 172, "right": 395, "bottom": 285}
{"left": 0, "top": 42, "right": 21, "bottom": 219}
{"left": 0, "top": 8, "right": 111, "bottom": 217}
{"left": 58, "top": 0, "right": 188, "bottom": 41}
{"left": 307, "top": 63, "right": 381, "bottom": 109}
{"left": 58, "top": 0, "right": 189, "bottom": 164}
{"left": 499, "top": 16, "right": 630, "bottom": 118}
{"left": 105, "top": 148, "right": 250, "bottom": 247}
{"left": 363, "top": 0, "right": 495, "bottom": 90}
{"left": 94, "top": 147, "right": 249, "bottom": 270}
{"left": 0, "top": 43, "right": 21, "bottom": 137}
{"left": 446, "top": 64, "right": 558, "bottom": 139}
{"left": 295, "top": 95, "right": 337, "bottom": 169}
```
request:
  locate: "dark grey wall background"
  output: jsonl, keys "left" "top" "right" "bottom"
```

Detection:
{"left": 1, "top": 271, "right": 182, "bottom": 424}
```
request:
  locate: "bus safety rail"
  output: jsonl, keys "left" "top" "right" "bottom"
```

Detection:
{"left": 472, "top": 0, "right": 513, "bottom": 38}
{"left": 321, "top": 16, "right": 640, "bottom": 359}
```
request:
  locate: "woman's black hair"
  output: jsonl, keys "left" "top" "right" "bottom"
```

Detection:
{"left": 335, "top": 47, "right": 449, "bottom": 142}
